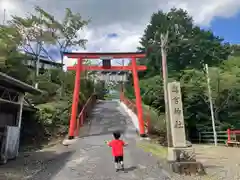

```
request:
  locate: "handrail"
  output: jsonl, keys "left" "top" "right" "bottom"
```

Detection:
{"left": 75, "top": 94, "right": 97, "bottom": 136}
{"left": 120, "top": 92, "right": 151, "bottom": 134}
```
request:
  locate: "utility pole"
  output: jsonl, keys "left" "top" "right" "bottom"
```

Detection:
{"left": 35, "top": 12, "right": 44, "bottom": 89}
{"left": 160, "top": 31, "right": 172, "bottom": 147}
{"left": 205, "top": 64, "right": 217, "bottom": 146}
{"left": 35, "top": 41, "right": 42, "bottom": 89}
{"left": 3, "top": 9, "right": 6, "bottom": 25}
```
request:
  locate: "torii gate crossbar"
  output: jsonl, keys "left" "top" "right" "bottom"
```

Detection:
{"left": 64, "top": 52, "right": 147, "bottom": 139}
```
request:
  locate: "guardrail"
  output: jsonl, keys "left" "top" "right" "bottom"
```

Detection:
{"left": 196, "top": 131, "right": 228, "bottom": 144}
{"left": 120, "top": 92, "right": 150, "bottom": 134}
{"left": 75, "top": 94, "right": 97, "bottom": 136}
{"left": 192, "top": 129, "right": 240, "bottom": 146}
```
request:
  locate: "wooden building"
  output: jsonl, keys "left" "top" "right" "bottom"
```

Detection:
{"left": 0, "top": 72, "right": 41, "bottom": 164}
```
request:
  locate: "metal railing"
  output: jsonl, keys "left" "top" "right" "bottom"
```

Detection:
{"left": 193, "top": 129, "right": 240, "bottom": 146}
{"left": 75, "top": 94, "right": 97, "bottom": 136}
{"left": 196, "top": 131, "right": 228, "bottom": 144}
{"left": 119, "top": 92, "right": 150, "bottom": 134}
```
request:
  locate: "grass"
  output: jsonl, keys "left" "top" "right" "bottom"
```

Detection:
{"left": 137, "top": 140, "right": 168, "bottom": 159}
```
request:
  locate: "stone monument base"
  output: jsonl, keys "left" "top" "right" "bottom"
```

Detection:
{"left": 169, "top": 161, "right": 205, "bottom": 175}
{"left": 167, "top": 147, "right": 205, "bottom": 175}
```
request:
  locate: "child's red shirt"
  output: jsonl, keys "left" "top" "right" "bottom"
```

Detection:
{"left": 108, "top": 139, "right": 125, "bottom": 157}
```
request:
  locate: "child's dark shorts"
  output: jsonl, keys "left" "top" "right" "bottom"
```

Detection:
{"left": 114, "top": 156, "right": 123, "bottom": 163}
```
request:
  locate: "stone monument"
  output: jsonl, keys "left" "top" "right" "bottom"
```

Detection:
{"left": 168, "top": 81, "right": 186, "bottom": 148}
{"left": 167, "top": 81, "right": 205, "bottom": 175}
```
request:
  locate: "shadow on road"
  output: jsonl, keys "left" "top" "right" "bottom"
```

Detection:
{"left": 123, "top": 166, "right": 137, "bottom": 173}
{"left": 0, "top": 149, "right": 74, "bottom": 180}
{"left": 80, "top": 129, "right": 126, "bottom": 139}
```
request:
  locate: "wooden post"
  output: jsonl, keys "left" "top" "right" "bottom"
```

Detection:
{"left": 15, "top": 93, "right": 25, "bottom": 157}
{"left": 161, "top": 32, "right": 172, "bottom": 147}
{"left": 17, "top": 93, "right": 24, "bottom": 128}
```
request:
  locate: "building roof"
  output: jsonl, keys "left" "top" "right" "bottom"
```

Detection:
{"left": 0, "top": 72, "right": 42, "bottom": 95}
{"left": 0, "top": 97, "right": 37, "bottom": 111}
{"left": 24, "top": 51, "right": 64, "bottom": 66}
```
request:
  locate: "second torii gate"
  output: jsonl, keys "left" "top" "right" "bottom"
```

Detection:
{"left": 64, "top": 52, "right": 147, "bottom": 139}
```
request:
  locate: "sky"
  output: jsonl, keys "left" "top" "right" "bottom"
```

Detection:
{"left": 0, "top": 0, "right": 240, "bottom": 67}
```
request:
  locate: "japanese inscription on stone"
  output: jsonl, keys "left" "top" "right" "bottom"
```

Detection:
{"left": 167, "top": 82, "right": 186, "bottom": 147}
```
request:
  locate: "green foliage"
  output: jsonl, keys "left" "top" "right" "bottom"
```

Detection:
{"left": 37, "top": 101, "right": 70, "bottom": 126}
{"left": 34, "top": 6, "right": 89, "bottom": 64}
{"left": 142, "top": 103, "right": 165, "bottom": 135}
{"left": 139, "top": 76, "right": 164, "bottom": 111}
{"left": 0, "top": 7, "right": 102, "bottom": 147}
{"left": 139, "top": 8, "right": 231, "bottom": 77}
{"left": 8, "top": 6, "right": 89, "bottom": 91}
{"left": 230, "top": 44, "right": 240, "bottom": 57}
{"left": 0, "top": 24, "right": 23, "bottom": 67}
{"left": 10, "top": 14, "right": 56, "bottom": 44}
{"left": 0, "top": 52, "right": 32, "bottom": 82}
{"left": 25, "top": 69, "right": 97, "bottom": 142}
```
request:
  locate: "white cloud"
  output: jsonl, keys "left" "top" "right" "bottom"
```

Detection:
{"left": 63, "top": 25, "right": 143, "bottom": 66}
{"left": 82, "top": 24, "right": 142, "bottom": 52}
{"left": 1, "top": 0, "right": 240, "bottom": 66}
{"left": 167, "top": 0, "right": 240, "bottom": 25}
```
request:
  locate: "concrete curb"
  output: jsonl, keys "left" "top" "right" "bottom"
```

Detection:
{"left": 118, "top": 100, "right": 140, "bottom": 132}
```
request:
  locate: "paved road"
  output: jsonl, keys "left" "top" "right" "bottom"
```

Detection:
{"left": 32, "top": 101, "right": 170, "bottom": 180}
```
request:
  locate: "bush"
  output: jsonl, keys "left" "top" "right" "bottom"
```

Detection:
{"left": 142, "top": 103, "right": 166, "bottom": 134}
{"left": 36, "top": 101, "right": 71, "bottom": 136}
{"left": 138, "top": 103, "right": 166, "bottom": 145}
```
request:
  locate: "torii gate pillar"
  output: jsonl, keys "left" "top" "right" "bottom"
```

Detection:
{"left": 68, "top": 58, "right": 82, "bottom": 139}
{"left": 132, "top": 57, "right": 145, "bottom": 136}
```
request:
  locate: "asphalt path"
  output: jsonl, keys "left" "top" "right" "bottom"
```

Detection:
{"left": 30, "top": 100, "right": 171, "bottom": 180}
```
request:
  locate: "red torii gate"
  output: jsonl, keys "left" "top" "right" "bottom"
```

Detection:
{"left": 64, "top": 52, "right": 147, "bottom": 139}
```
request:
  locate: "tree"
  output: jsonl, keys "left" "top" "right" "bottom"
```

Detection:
{"left": 30, "top": 6, "right": 89, "bottom": 92}
{"left": 124, "top": 8, "right": 240, "bottom": 142}
{"left": 180, "top": 61, "right": 240, "bottom": 131}
{"left": 0, "top": 6, "right": 106, "bottom": 149}
{"left": 34, "top": 6, "right": 89, "bottom": 68}
{"left": 10, "top": 11, "right": 55, "bottom": 57}
{"left": 10, "top": 11, "right": 58, "bottom": 88}
{"left": 0, "top": 24, "right": 33, "bottom": 82}
{"left": 0, "top": 25, "right": 23, "bottom": 66}
{"left": 230, "top": 44, "right": 240, "bottom": 57}
{"left": 138, "top": 8, "right": 231, "bottom": 77}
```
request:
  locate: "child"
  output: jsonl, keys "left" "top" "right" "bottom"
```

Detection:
{"left": 106, "top": 131, "right": 127, "bottom": 172}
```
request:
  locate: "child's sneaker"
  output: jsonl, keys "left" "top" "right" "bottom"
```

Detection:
{"left": 115, "top": 163, "right": 119, "bottom": 172}
{"left": 121, "top": 164, "right": 124, "bottom": 171}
